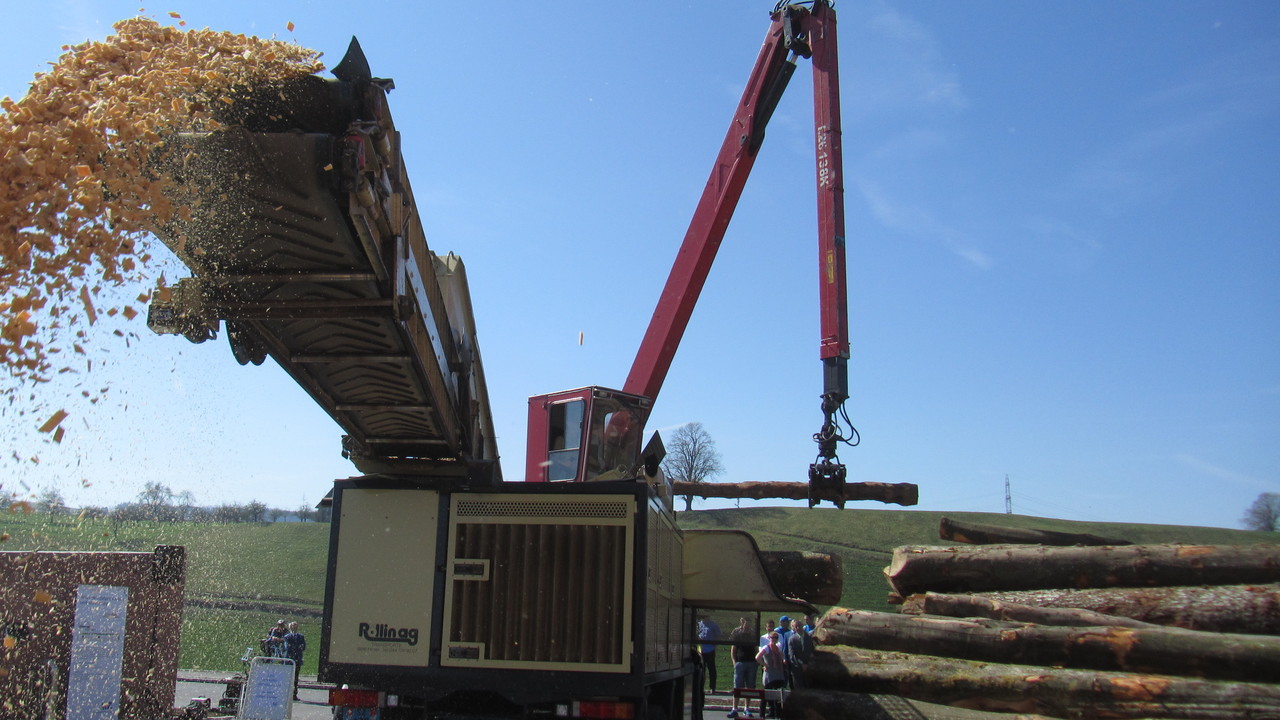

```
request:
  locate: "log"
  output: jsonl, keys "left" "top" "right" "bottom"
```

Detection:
{"left": 900, "top": 592, "right": 1160, "bottom": 629}
{"left": 804, "top": 646, "right": 1280, "bottom": 720}
{"left": 760, "top": 551, "right": 843, "bottom": 605}
{"left": 884, "top": 543, "right": 1280, "bottom": 596}
{"left": 780, "top": 690, "right": 1056, "bottom": 720}
{"left": 939, "top": 516, "right": 1132, "bottom": 546}
{"left": 671, "top": 480, "right": 918, "bottom": 506}
{"left": 970, "top": 584, "right": 1280, "bottom": 635}
{"left": 813, "top": 607, "right": 1280, "bottom": 682}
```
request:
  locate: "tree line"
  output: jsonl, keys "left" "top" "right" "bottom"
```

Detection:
{"left": 0, "top": 481, "right": 331, "bottom": 524}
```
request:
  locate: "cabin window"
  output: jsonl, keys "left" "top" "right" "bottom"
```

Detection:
{"left": 547, "top": 399, "right": 585, "bottom": 481}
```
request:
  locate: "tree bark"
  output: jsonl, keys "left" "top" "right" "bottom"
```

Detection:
{"left": 900, "top": 592, "right": 1160, "bottom": 629}
{"left": 884, "top": 543, "right": 1280, "bottom": 596}
{"left": 966, "top": 584, "right": 1280, "bottom": 635}
{"left": 939, "top": 517, "right": 1132, "bottom": 546}
{"left": 804, "top": 646, "right": 1280, "bottom": 720}
{"left": 813, "top": 607, "right": 1280, "bottom": 683}
{"left": 760, "top": 551, "right": 843, "bottom": 605}
{"left": 670, "top": 481, "right": 918, "bottom": 506}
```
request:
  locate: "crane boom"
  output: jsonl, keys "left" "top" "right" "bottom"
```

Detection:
{"left": 621, "top": 1, "right": 854, "bottom": 498}
{"left": 621, "top": 7, "right": 793, "bottom": 402}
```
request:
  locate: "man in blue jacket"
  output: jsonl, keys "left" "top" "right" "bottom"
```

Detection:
{"left": 697, "top": 616, "right": 721, "bottom": 693}
{"left": 283, "top": 622, "right": 307, "bottom": 700}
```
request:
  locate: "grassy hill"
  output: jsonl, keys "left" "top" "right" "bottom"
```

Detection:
{"left": 3, "top": 506, "right": 1275, "bottom": 672}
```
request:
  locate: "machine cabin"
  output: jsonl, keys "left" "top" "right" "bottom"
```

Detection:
{"left": 525, "top": 386, "right": 651, "bottom": 483}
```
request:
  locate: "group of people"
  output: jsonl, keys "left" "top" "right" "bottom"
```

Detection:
{"left": 697, "top": 614, "right": 816, "bottom": 719}
{"left": 263, "top": 619, "right": 307, "bottom": 700}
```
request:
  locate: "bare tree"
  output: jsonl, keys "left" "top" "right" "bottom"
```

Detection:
{"left": 138, "top": 482, "right": 174, "bottom": 510}
{"left": 245, "top": 500, "right": 268, "bottom": 523}
{"left": 36, "top": 487, "right": 66, "bottom": 516}
{"left": 1243, "top": 493, "right": 1280, "bottom": 532}
{"left": 296, "top": 501, "right": 314, "bottom": 523}
{"left": 175, "top": 490, "right": 197, "bottom": 522}
{"left": 661, "top": 422, "right": 725, "bottom": 512}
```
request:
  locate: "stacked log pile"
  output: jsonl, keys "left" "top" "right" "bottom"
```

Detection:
{"left": 791, "top": 518, "right": 1280, "bottom": 720}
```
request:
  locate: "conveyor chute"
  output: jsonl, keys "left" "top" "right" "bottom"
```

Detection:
{"left": 147, "top": 39, "right": 498, "bottom": 476}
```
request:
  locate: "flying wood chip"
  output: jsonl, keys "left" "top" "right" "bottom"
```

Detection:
{"left": 287, "top": 21, "right": 295, "bottom": 32}
{"left": 79, "top": 286, "right": 97, "bottom": 325}
{"left": 38, "top": 409, "right": 68, "bottom": 433}
{"left": 32, "top": 590, "right": 52, "bottom": 604}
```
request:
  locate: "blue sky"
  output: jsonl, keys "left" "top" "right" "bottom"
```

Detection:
{"left": 0, "top": 1, "right": 1276, "bottom": 529}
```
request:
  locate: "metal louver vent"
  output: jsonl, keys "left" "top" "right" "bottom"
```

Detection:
{"left": 455, "top": 500, "right": 629, "bottom": 519}
{"left": 442, "top": 494, "right": 635, "bottom": 672}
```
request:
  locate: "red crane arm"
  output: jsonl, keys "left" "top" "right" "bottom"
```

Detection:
{"left": 622, "top": 12, "right": 791, "bottom": 402}
{"left": 623, "top": 2, "right": 848, "bottom": 412}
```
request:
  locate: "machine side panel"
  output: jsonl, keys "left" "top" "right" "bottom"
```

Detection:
{"left": 644, "top": 501, "right": 685, "bottom": 674}
{"left": 327, "top": 489, "right": 439, "bottom": 667}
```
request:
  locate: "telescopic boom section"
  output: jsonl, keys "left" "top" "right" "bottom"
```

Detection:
{"left": 622, "top": 2, "right": 852, "bottom": 496}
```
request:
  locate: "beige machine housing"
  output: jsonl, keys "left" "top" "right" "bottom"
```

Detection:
{"left": 320, "top": 477, "right": 690, "bottom": 703}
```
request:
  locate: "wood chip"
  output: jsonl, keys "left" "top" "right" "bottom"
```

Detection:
{"left": 38, "top": 409, "right": 67, "bottom": 433}
{"left": 79, "top": 286, "right": 97, "bottom": 325}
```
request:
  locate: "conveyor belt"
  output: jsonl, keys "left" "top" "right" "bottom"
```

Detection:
{"left": 147, "top": 40, "right": 497, "bottom": 475}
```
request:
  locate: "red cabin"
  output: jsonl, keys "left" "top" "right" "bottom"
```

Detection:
{"left": 525, "top": 386, "right": 651, "bottom": 482}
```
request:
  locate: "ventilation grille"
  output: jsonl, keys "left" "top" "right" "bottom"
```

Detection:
{"left": 448, "top": 523, "right": 628, "bottom": 665}
{"left": 455, "top": 500, "right": 629, "bottom": 519}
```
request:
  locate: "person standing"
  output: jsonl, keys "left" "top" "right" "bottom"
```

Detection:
{"left": 757, "top": 619, "right": 776, "bottom": 649}
{"left": 698, "top": 616, "right": 722, "bottom": 693}
{"left": 755, "top": 632, "right": 786, "bottom": 719}
{"left": 283, "top": 621, "right": 307, "bottom": 701}
{"left": 776, "top": 617, "right": 794, "bottom": 657}
{"left": 727, "top": 618, "right": 757, "bottom": 718}
{"left": 264, "top": 619, "right": 287, "bottom": 657}
{"left": 786, "top": 615, "right": 814, "bottom": 690}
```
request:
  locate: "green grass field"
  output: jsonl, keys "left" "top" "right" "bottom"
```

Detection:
{"left": 3, "top": 505, "right": 1275, "bottom": 673}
